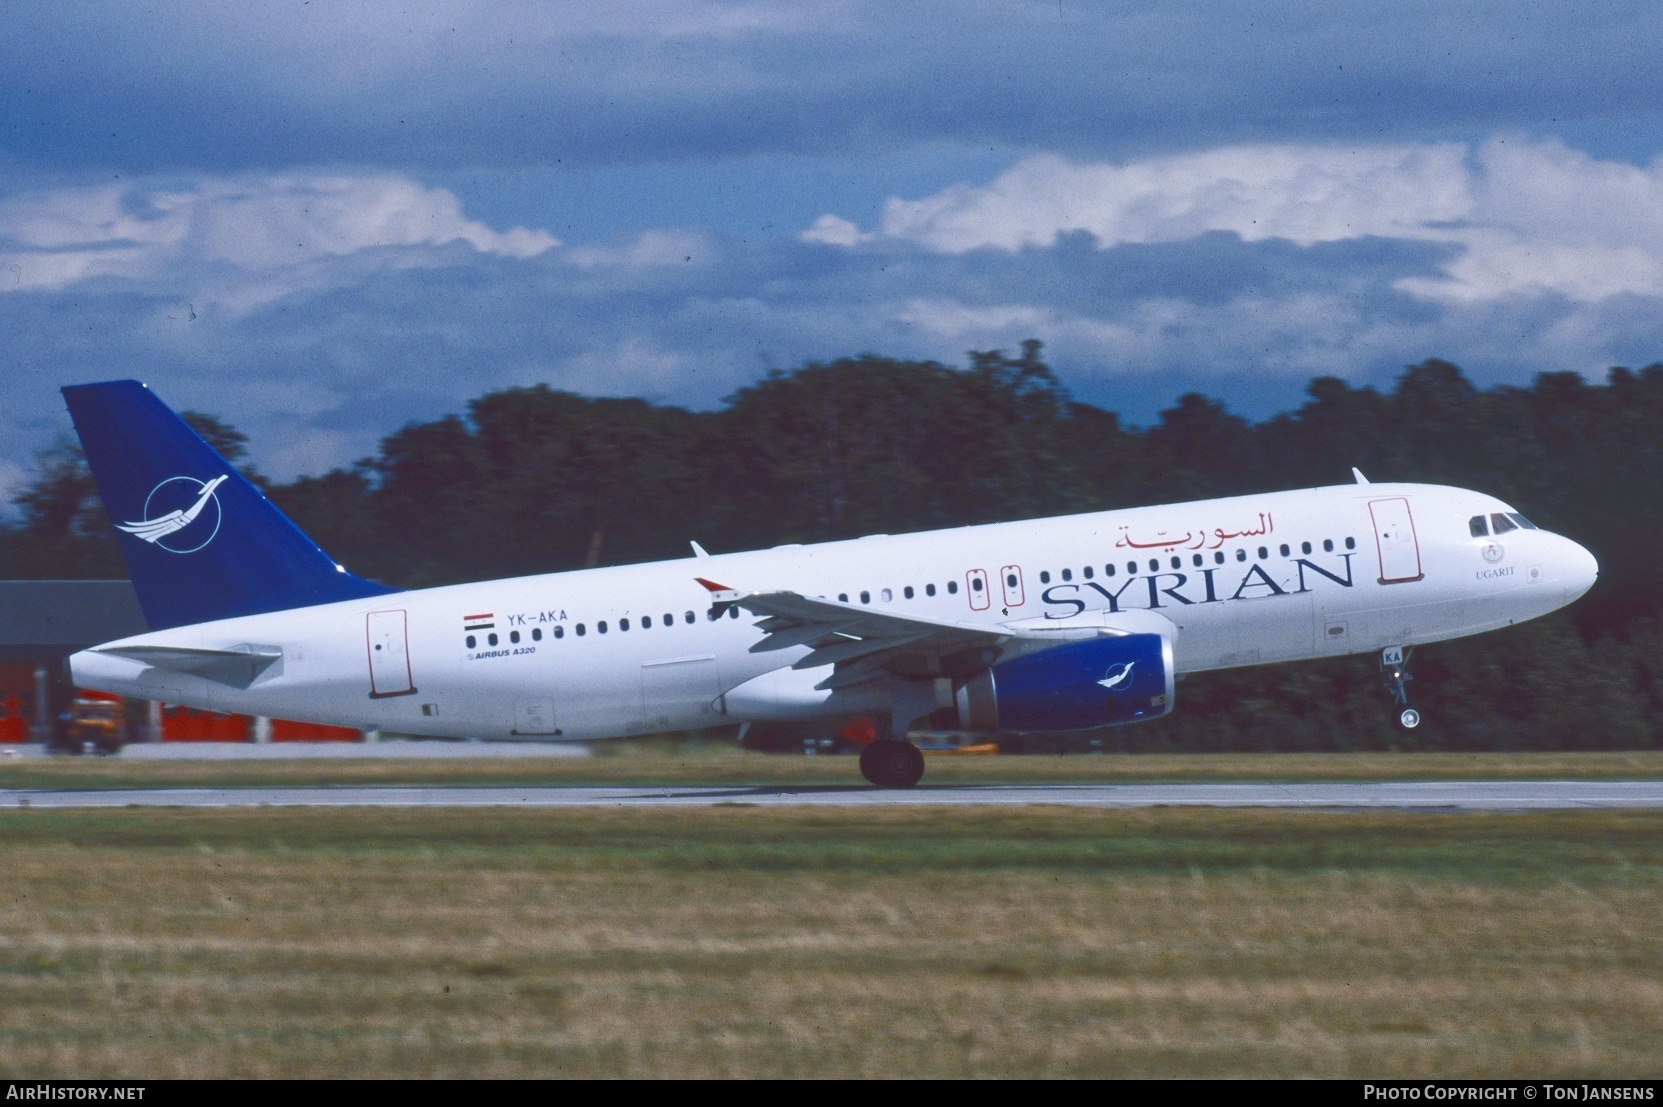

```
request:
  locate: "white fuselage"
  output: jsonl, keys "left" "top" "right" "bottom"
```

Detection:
{"left": 70, "top": 482, "right": 1599, "bottom": 739}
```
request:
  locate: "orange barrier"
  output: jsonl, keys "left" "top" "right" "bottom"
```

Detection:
{"left": 159, "top": 706, "right": 247, "bottom": 742}
{"left": 270, "top": 719, "right": 361, "bottom": 742}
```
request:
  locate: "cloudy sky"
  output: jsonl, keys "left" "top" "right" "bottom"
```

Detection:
{"left": 4, "top": 1, "right": 1663, "bottom": 493}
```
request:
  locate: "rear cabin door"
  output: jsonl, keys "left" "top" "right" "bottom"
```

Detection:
{"left": 366, "top": 609, "right": 417, "bottom": 697}
{"left": 966, "top": 568, "right": 991, "bottom": 611}
{"left": 1369, "top": 498, "right": 1424, "bottom": 584}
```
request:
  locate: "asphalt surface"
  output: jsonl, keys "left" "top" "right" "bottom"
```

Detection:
{"left": 3, "top": 781, "right": 1663, "bottom": 810}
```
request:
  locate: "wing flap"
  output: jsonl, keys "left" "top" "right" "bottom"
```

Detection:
{"left": 732, "top": 589, "right": 1015, "bottom": 689}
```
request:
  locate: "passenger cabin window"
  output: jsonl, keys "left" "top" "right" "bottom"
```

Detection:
{"left": 1257, "top": 547, "right": 1268, "bottom": 560}
{"left": 1169, "top": 557, "right": 1180, "bottom": 570}
{"left": 685, "top": 611, "right": 695, "bottom": 624}
{"left": 730, "top": 606, "right": 740, "bottom": 619}
{"left": 576, "top": 624, "right": 586, "bottom": 636}
{"left": 597, "top": 621, "right": 608, "bottom": 634}
{"left": 1148, "top": 559, "right": 1158, "bottom": 573}
{"left": 926, "top": 584, "right": 936, "bottom": 596}
{"left": 642, "top": 616, "right": 652, "bottom": 629}
{"left": 838, "top": 593, "right": 849, "bottom": 603}
{"left": 510, "top": 630, "right": 520, "bottom": 643}
{"left": 1345, "top": 537, "right": 1356, "bottom": 549}
{"left": 1060, "top": 568, "right": 1072, "bottom": 582}
{"left": 1323, "top": 539, "right": 1334, "bottom": 552}
{"left": 1039, "top": 571, "right": 1050, "bottom": 584}
{"left": 1213, "top": 552, "right": 1224, "bottom": 564}
{"left": 1301, "top": 541, "right": 1312, "bottom": 555}
{"left": 1279, "top": 544, "right": 1290, "bottom": 557}
{"left": 904, "top": 586, "right": 915, "bottom": 599}
{"left": 554, "top": 626, "right": 565, "bottom": 639}
{"left": 533, "top": 628, "right": 542, "bottom": 641}
{"left": 619, "top": 618, "right": 629, "bottom": 631}
{"left": 466, "top": 635, "right": 476, "bottom": 649}
{"left": 1192, "top": 554, "right": 1203, "bottom": 567}
{"left": 1083, "top": 566, "right": 1094, "bottom": 579}
{"left": 1127, "top": 562, "right": 1137, "bottom": 574}
{"left": 883, "top": 588, "right": 894, "bottom": 602}
{"left": 1470, "top": 515, "right": 1490, "bottom": 537}
{"left": 488, "top": 633, "right": 499, "bottom": 646}
{"left": 1490, "top": 513, "right": 1518, "bottom": 535}
{"left": 948, "top": 581, "right": 959, "bottom": 594}
{"left": 1236, "top": 549, "right": 1247, "bottom": 562}
{"left": 1105, "top": 564, "right": 1116, "bottom": 576}
{"left": 860, "top": 590, "right": 871, "bottom": 604}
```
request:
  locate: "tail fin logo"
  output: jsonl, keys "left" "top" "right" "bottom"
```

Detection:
{"left": 115, "top": 475, "right": 228, "bottom": 553}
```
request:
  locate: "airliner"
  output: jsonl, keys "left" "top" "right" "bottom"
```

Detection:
{"left": 63, "top": 380, "right": 1599, "bottom": 787}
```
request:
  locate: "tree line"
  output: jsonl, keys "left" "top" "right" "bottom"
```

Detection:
{"left": 6, "top": 340, "right": 1661, "bottom": 751}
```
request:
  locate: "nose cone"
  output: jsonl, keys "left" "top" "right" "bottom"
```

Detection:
{"left": 1561, "top": 537, "right": 1599, "bottom": 603}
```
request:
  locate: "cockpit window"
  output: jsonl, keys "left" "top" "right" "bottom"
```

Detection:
{"left": 1508, "top": 513, "right": 1539, "bottom": 531}
{"left": 1469, "top": 515, "right": 1489, "bottom": 537}
{"left": 1490, "top": 513, "right": 1518, "bottom": 535}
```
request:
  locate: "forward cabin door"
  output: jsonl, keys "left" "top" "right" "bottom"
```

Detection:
{"left": 1369, "top": 498, "right": 1424, "bottom": 584}
{"left": 366, "top": 609, "right": 416, "bottom": 697}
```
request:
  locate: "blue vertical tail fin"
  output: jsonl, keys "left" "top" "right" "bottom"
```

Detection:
{"left": 62, "top": 380, "right": 396, "bottom": 630}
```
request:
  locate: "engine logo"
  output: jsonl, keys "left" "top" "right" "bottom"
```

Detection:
{"left": 1097, "top": 661, "right": 1136, "bottom": 690}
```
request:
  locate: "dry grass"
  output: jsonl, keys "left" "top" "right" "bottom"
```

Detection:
{"left": 0, "top": 806, "right": 1661, "bottom": 1078}
{"left": 4, "top": 747, "right": 1663, "bottom": 791}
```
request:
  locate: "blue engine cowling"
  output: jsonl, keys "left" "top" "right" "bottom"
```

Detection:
{"left": 954, "top": 633, "right": 1174, "bottom": 733}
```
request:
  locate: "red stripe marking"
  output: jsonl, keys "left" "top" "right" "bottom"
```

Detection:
{"left": 463, "top": 613, "right": 494, "bottom": 620}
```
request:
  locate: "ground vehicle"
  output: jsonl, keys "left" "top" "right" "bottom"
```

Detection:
{"left": 59, "top": 694, "right": 127, "bottom": 754}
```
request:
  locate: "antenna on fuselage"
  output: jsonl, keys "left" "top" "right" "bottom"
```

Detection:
{"left": 1351, "top": 467, "right": 1370, "bottom": 485}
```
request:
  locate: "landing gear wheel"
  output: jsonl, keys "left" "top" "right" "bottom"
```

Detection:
{"left": 1397, "top": 707, "right": 1421, "bottom": 730}
{"left": 859, "top": 739, "right": 926, "bottom": 788}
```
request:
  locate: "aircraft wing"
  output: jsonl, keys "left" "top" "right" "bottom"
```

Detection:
{"left": 729, "top": 588, "right": 1104, "bottom": 691}
{"left": 91, "top": 643, "right": 283, "bottom": 690}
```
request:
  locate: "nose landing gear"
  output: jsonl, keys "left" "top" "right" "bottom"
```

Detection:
{"left": 1381, "top": 646, "right": 1420, "bottom": 729}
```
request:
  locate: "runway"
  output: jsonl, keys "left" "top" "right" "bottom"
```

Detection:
{"left": 4, "top": 781, "right": 1663, "bottom": 810}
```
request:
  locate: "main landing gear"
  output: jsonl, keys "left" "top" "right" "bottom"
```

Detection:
{"left": 1381, "top": 645, "right": 1420, "bottom": 729}
{"left": 859, "top": 738, "right": 925, "bottom": 789}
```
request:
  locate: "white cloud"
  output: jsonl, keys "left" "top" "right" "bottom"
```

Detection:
{"left": 815, "top": 138, "right": 1663, "bottom": 305}
{"left": 875, "top": 144, "right": 1473, "bottom": 252}
{"left": 800, "top": 214, "right": 870, "bottom": 247}
{"left": 565, "top": 228, "right": 714, "bottom": 270}
{"left": 896, "top": 298, "right": 1051, "bottom": 338}
{"left": 0, "top": 173, "right": 557, "bottom": 293}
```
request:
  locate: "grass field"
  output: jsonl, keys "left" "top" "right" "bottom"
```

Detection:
{"left": 1, "top": 805, "right": 1661, "bottom": 1078}
{"left": 4, "top": 746, "right": 1663, "bottom": 791}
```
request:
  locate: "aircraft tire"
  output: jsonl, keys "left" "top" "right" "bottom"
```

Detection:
{"left": 859, "top": 739, "right": 926, "bottom": 788}
{"left": 1398, "top": 707, "right": 1422, "bottom": 730}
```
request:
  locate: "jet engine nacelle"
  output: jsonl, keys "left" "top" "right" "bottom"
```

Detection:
{"left": 954, "top": 633, "right": 1175, "bottom": 733}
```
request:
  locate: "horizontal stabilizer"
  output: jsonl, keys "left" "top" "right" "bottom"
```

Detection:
{"left": 94, "top": 643, "right": 283, "bottom": 689}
